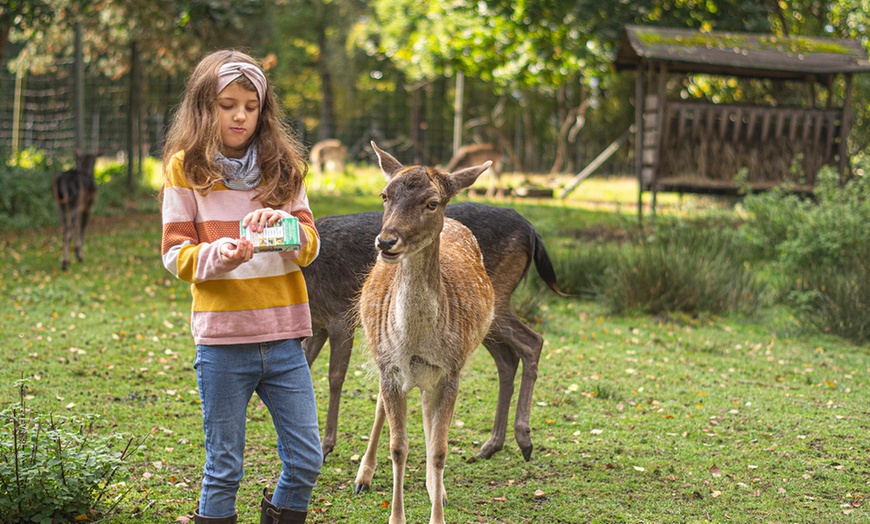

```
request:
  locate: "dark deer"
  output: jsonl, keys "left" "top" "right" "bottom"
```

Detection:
{"left": 51, "top": 150, "right": 101, "bottom": 270}
{"left": 351, "top": 142, "right": 495, "bottom": 524}
{"left": 443, "top": 143, "right": 502, "bottom": 198}
{"left": 302, "top": 202, "right": 565, "bottom": 462}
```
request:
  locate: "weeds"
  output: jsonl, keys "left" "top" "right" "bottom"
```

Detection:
{"left": 0, "top": 380, "right": 139, "bottom": 524}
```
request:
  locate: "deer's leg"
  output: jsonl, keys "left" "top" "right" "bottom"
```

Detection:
{"left": 58, "top": 203, "right": 73, "bottom": 271}
{"left": 382, "top": 385, "right": 408, "bottom": 524}
{"left": 504, "top": 314, "right": 542, "bottom": 461}
{"left": 302, "top": 327, "right": 328, "bottom": 366}
{"left": 485, "top": 169, "right": 498, "bottom": 199}
{"left": 77, "top": 200, "right": 95, "bottom": 263}
{"left": 421, "top": 380, "right": 459, "bottom": 524}
{"left": 320, "top": 323, "right": 354, "bottom": 458}
{"left": 476, "top": 331, "right": 519, "bottom": 460}
{"left": 354, "top": 387, "right": 387, "bottom": 494}
{"left": 71, "top": 202, "right": 85, "bottom": 263}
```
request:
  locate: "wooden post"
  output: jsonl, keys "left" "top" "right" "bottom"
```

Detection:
{"left": 837, "top": 74, "right": 853, "bottom": 184}
{"left": 452, "top": 71, "right": 465, "bottom": 154}
{"left": 127, "top": 41, "right": 139, "bottom": 193}
{"left": 74, "top": 22, "right": 85, "bottom": 150}
{"left": 634, "top": 62, "right": 645, "bottom": 225}
{"left": 12, "top": 70, "right": 23, "bottom": 154}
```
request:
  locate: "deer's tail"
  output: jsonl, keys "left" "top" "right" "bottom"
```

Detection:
{"left": 531, "top": 229, "right": 571, "bottom": 297}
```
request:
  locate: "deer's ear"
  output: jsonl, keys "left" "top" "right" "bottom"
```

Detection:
{"left": 446, "top": 161, "right": 491, "bottom": 195}
{"left": 371, "top": 141, "right": 404, "bottom": 181}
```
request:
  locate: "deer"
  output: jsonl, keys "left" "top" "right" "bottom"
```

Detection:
{"left": 442, "top": 143, "right": 503, "bottom": 198}
{"left": 352, "top": 142, "right": 495, "bottom": 524}
{"left": 51, "top": 150, "right": 102, "bottom": 270}
{"left": 302, "top": 202, "right": 566, "bottom": 462}
{"left": 309, "top": 138, "right": 347, "bottom": 189}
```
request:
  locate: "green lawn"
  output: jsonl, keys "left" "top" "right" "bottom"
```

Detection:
{"left": 1, "top": 187, "right": 867, "bottom": 523}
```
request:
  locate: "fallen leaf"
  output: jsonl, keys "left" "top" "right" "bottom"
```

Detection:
{"left": 380, "top": 500, "right": 389, "bottom": 509}
{"left": 534, "top": 490, "right": 545, "bottom": 499}
{"left": 710, "top": 465, "right": 722, "bottom": 477}
{"left": 493, "top": 496, "right": 506, "bottom": 502}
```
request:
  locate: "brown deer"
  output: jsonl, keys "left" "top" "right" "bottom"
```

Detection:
{"left": 303, "top": 202, "right": 566, "bottom": 462}
{"left": 309, "top": 138, "right": 347, "bottom": 189}
{"left": 51, "top": 150, "right": 101, "bottom": 270}
{"left": 353, "top": 142, "right": 495, "bottom": 524}
{"left": 443, "top": 143, "right": 502, "bottom": 198}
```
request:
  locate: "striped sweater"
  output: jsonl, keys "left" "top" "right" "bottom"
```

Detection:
{"left": 161, "top": 151, "right": 320, "bottom": 345}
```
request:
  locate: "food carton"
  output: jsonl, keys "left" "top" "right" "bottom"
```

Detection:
{"left": 239, "top": 216, "right": 301, "bottom": 253}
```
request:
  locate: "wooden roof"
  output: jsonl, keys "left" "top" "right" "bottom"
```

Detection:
{"left": 615, "top": 25, "right": 870, "bottom": 80}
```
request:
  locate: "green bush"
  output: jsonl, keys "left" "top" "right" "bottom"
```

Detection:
{"left": 600, "top": 222, "right": 764, "bottom": 316}
{"left": 0, "top": 380, "right": 136, "bottom": 524}
{"left": 739, "top": 167, "right": 870, "bottom": 342}
{"left": 0, "top": 151, "right": 160, "bottom": 231}
{"left": 0, "top": 163, "right": 58, "bottom": 230}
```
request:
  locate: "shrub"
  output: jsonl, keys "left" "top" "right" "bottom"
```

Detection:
{"left": 740, "top": 167, "right": 870, "bottom": 342}
{"left": 600, "top": 222, "right": 764, "bottom": 316}
{"left": 0, "top": 380, "right": 136, "bottom": 524}
{"left": 789, "top": 260, "right": 870, "bottom": 343}
{"left": 0, "top": 163, "right": 58, "bottom": 230}
{"left": 0, "top": 150, "right": 160, "bottom": 231}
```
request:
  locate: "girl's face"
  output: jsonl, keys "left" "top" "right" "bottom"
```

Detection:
{"left": 217, "top": 82, "right": 260, "bottom": 158}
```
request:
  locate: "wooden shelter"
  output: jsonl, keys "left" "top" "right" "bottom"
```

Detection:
{"left": 615, "top": 25, "right": 870, "bottom": 215}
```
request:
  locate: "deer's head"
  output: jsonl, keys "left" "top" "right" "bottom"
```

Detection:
{"left": 371, "top": 141, "right": 490, "bottom": 264}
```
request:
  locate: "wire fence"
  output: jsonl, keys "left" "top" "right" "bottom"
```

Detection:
{"left": 0, "top": 58, "right": 633, "bottom": 178}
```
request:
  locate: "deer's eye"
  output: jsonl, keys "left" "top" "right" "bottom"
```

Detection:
{"left": 426, "top": 200, "right": 439, "bottom": 211}
{"left": 380, "top": 193, "right": 388, "bottom": 203}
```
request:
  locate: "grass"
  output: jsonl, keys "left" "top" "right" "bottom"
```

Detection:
{"left": 1, "top": 183, "right": 868, "bottom": 523}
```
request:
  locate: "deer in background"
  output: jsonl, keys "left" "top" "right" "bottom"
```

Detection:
{"left": 52, "top": 150, "right": 101, "bottom": 270}
{"left": 309, "top": 138, "right": 347, "bottom": 189}
{"left": 443, "top": 143, "right": 503, "bottom": 198}
{"left": 303, "top": 202, "right": 566, "bottom": 462}
{"left": 353, "top": 142, "right": 495, "bottom": 524}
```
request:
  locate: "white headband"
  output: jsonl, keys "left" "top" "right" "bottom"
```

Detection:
{"left": 216, "top": 62, "right": 267, "bottom": 110}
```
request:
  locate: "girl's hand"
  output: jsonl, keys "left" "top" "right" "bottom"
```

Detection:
{"left": 220, "top": 238, "right": 254, "bottom": 268}
{"left": 242, "top": 208, "right": 284, "bottom": 232}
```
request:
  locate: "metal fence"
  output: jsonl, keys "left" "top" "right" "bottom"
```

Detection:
{"left": 0, "top": 58, "right": 633, "bottom": 178}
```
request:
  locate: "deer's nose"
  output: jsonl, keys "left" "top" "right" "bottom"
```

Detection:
{"left": 376, "top": 235, "right": 398, "bottom": 252}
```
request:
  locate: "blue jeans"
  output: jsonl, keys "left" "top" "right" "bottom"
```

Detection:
{"left": 194, "top": 339, "right": 323, "bottom": 517}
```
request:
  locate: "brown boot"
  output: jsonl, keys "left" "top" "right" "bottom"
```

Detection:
{"left": 193, "top": 510, "right": 237, "bottom": 523}
{"left": 260, "top": 489, "right": 308, "bottom": 524}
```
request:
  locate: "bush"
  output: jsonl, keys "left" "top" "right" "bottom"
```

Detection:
{"left": 740, "top": 167, "right": 870, "bottom": 342}
{"left": 0, "top": 164, "right": 58, "bottom": 230}
{"left": 600, "top": 222, "right": 764, "bottom": 316}
{"left": 0, "top": 152, "right": 162, "bottom": 231}
{"left": 0, "top": 380, "right": 136, "bottom": 524}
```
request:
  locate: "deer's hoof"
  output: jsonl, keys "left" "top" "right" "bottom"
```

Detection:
{"left": 61, "top": 261, "right": 70, "bottom": 271}
{"left": 353, "top": 482, "right": 370, "bottom": 495}
{"left": 520, "top": 443, "right": 533, "bottom": 462}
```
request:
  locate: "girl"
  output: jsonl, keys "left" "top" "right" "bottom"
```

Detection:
{"left": 161, "top": 49, "right": 322, "bottom": 524}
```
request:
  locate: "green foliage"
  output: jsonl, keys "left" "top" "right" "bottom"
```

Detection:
{"left": 0, "top": 380, "right": 135, "bottom": 524}
{"left": 0, "top": 154, "right": 160, "bottom": 230}
{"left": 0, "top": 162, "right": 57, "bottom": 230}
{"left": 739, "top": 167, "right": 870, "bottom": 342}
{"left": 600, "top": 222, "right": 764, "bottom": 316}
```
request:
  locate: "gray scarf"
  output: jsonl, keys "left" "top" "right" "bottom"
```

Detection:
{"left": 216, "top": 145, "right": 261, "bottom": 190}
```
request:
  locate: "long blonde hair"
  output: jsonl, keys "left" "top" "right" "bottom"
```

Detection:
{"left": 162, "top": 49, "right": 308, "bottom": 207}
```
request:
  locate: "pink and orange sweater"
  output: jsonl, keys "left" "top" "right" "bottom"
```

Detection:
{"left": 161, "top": 152, "right": 320, "bottom": 345}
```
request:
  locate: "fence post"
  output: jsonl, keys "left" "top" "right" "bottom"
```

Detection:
{"left": 127, "top": 40, "right": 140, "bottom": 193}
{"left": 12, "top": 70, "right": 23, "bottom": 154}
{"left": 74, "top": 21, "right": 85, "bottom": 151}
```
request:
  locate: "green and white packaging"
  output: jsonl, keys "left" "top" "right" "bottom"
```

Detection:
{"left": 239, "top": 216, "right": 301, "bottom": 253}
